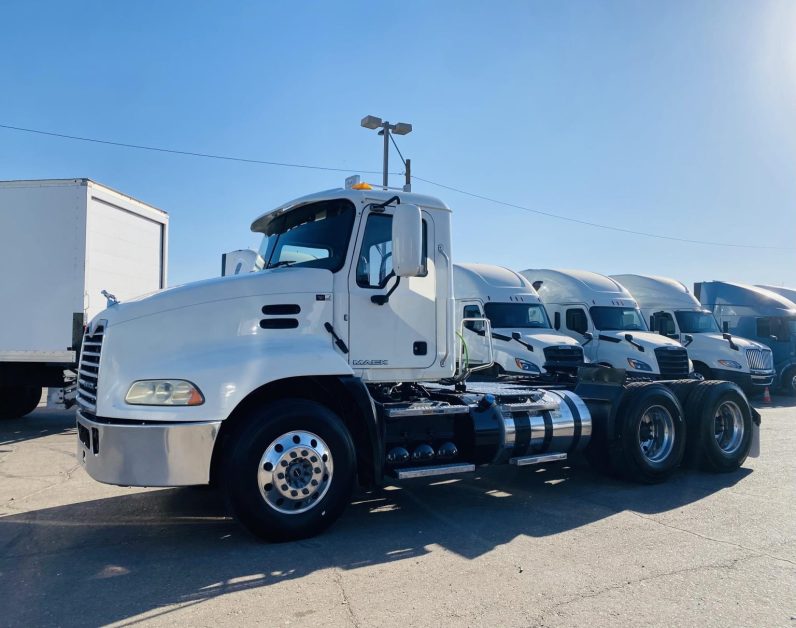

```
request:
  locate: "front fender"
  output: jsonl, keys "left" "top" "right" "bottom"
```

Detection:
{"left": 98, "top": 333, "right": 352, "bottom": 422}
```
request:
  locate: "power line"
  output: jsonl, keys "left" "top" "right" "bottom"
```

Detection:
{"left": 0, "top": 123, "right": 392, "bottom": 176}
{"left": 410, "top": 176, "right": 790, "bottom": 250}
{"left": 0, "top": 122, "right": 790, "bottom": 250}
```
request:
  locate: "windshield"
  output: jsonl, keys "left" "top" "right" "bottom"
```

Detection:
{"left": 484, "top": 303, "right": 551, "bottom": 329}
{"left": 589, "top": 306, "right": 647, "bottom": 331}
{"left": 675, "top": 310, "right": 720, "bottom": 333}
{"left": 255, "top": 199, "right": 356, "bottom": 272}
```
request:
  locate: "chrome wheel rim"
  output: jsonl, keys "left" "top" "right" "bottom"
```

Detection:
{"left": 637, "top": 405, "right": 675, "bottom": 463}
{"left": 258, "top": 431, "right": 333, "bottom": 515}
{"left": 714, "top": 400, "right": 744, "bottom": 455}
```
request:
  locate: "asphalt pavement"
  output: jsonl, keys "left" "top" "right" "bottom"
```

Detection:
{"left": 0, "top": 398, "right": 794, "bottom": 627}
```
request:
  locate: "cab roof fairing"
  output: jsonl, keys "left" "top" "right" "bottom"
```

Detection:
{"left": 695, "top": 281, "right": 796, "bottom": 316}
{"left": 250, "top": 187, "right": 451, "bottom": 234}
{"left": 520, "top": 268, "right": 639, "bottom": 308}
{"left": 453, "top": 263, "right": 543, "bottom": 304}
{"left": 610, "top": 274, "right": 702, "bottom": 311}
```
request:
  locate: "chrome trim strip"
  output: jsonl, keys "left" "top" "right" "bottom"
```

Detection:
{"left": 510, "top": 452, "right": 567, "bottom": 466}
{"left": 395, "top": 463, "right": 475, "bottom": 479}
{"left": 385, "top": 404, "right": 470, "bottom": 418}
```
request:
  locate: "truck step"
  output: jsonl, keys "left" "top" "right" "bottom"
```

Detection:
{"left": 509, "top": 452, "right": 567, "bottom": 466}
{"left": 384, "top": 402, "right": 470, "bottom": 418}
{"left": 394, "top": 462, "right": 476, "bottom": 480}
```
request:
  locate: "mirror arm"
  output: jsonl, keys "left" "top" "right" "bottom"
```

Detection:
{"left": 371, "top": 275, "right": 401, "bottom": 305}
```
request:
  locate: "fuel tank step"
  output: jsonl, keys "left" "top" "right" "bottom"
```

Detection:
{"left": 393, "top": 463, "right": 476, "bottom": 480}
{"left": 509, "top": 452, "right": 567, "bottom": 466}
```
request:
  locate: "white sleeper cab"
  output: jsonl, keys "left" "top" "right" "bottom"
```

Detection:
{"left": 612, "top": 274, "right": 775, "bottom": 393}
{"left": 76, "top": 179, "right": 758, "bottom": 542}
{"left": 521, "top": 269, "right": 693, "bottom": 380}
{"left": 453, "top": 263, "right": 585, "bottom": 379}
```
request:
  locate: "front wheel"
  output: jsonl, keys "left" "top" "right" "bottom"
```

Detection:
{"left": 609, "top": 384, "right": 686, "bottom": 483}
{"left": 222, "top": 399, "right": 356, "bottom": 542}
{"left": 782, "top": 367, "right": 796, "bottom": 396}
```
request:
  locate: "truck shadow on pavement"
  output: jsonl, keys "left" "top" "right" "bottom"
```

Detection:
{"left": 0, "top": 409, "right": 76, "bottom": 449}
{"left": 0, "top": 454, "right": 752, "bottom": 627}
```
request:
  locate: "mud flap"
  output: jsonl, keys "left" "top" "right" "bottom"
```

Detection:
{"left": 749, "top": 407, "right": 761, "bottom": 458}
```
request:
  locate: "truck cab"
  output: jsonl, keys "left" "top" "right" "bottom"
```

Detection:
{"left": 612, "top": 274, "right": 774, "bottom": 392}
{"left": 521, "top": 269, "right": 692, "bottom": 379}
{"left": 696, "top": 281, "right": 796, "bottom": 394}
{"left": 453, "top": 263, "right": 585, "bottom": 379}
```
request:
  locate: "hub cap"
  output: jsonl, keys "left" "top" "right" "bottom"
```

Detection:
{"left": 257, "top": 431, "right": 333, "bottom": 515}
{"left": 714, "top": 400, "right": 744, "bottom": 455}
{"left": 637, "top": 405, "right": 675, "bottom": 464}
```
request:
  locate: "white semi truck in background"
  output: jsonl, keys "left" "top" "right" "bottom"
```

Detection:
{"left": 75, "top": 179, "right": 757, "bottom": 541}
{"left": 453, "top": 263, "right": 585, "bottom": 380}
{"left": 612, "top": 274, "right": 775, "bottom": 392}
{"left": 0, "top": 179, "right": 168, "bottom": 419}
{"left": 521, "top": 269, "right": 693, "bottom": 380}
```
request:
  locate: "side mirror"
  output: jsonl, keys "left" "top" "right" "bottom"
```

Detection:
{"left": 684, "top": 334, "right": 694, "bottom": 346}
{"left": 512, "top": 332, "right": 521, "bottom": 341}
{"left": 582, "top": 331, "right": 593, "bottom": 345}
{"left": 554, "top": 312, "right": 561, "bottom": 330}
{"left": 770, "top": 335, "right": 779, "bottom": 342}
{"left": 392, "top": 203, "right": 423, "bottom": 277}
{"left": 722, "top": 321, "right": 729, "bottom": 333}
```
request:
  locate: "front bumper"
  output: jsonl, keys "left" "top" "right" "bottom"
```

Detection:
{"left": 713, "top": 368, "right": 775, "bottom": 392}
{"left": 76, "top": 410, "right": 221, "bottom": 487}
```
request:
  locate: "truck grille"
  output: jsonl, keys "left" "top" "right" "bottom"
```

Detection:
{"left": 543, "top": 345, "right": 584, "bottom": 367}
{"left": 77, "top": 322, "right": 105, "bottom": 413}
{"left": 746, "top": 348, "right": 773, "bottom": 371}
{"left": 654, "top": 346, "right": 689, "bottom": 379}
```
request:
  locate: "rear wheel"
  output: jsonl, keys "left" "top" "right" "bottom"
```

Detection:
{"left": 684, "top": 381, "right": 753, "bottom": 472}
{"left": 222, "top": 398, "right": 356, "bottom": 542}
{"left": 609, "top": 384, "right": 686, "bottom": 483}
{"left": 0, "top": 385, "right": 43, "bottom": 420}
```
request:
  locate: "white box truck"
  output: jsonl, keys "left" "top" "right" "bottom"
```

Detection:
{"left": 453, "top": 263, "right": 585, "bottom": 380}
{"left": 612, "top": 274, "right": 775, "bottom": 392}
{"left": 75, "top": 178, "right": 758, "bottom": 541}
{"left": 521, "top": 269, "right": 693, "bottom": 379}
{"left": 0, "top": 179, "right": 168, "bottom": 419}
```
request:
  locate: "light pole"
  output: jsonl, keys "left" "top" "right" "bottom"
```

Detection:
{"left": 360, "top": 115, "right": 412, "bottom": 189}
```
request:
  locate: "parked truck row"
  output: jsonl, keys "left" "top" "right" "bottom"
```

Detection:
{"left": 69, "top": 178, "right": 773, "bottom": 541}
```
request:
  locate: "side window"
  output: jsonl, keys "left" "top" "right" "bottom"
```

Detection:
{"left": 463, "top": 304, "right": 484, "bottom": 332}
{"left": 356, "top": 214, "right": 428, "bottom": 288}
{"left": 756, "top": 318, "right": 771, "bottom": 338}
{"left": 566, "top": 308, "right": 588, "bottom": 335}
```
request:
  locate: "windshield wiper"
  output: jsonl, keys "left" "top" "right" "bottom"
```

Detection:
{"left": 267, "top": 260, "right": 296, "bottom": 269}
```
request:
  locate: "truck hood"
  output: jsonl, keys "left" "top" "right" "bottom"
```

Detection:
{"left": 493, "top": 329, "right": 583, "bottom": 350}
{"left": 599, "top": 330, "right": 682, "bottom": 351}
{"left": 96, "top": 268, "right": 333, "bottom": 326}
{"left": 694, "top": 333, "right": 766, "bottom": 351}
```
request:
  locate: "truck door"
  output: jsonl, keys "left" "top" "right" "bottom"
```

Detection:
{"left": 347, "top": 209, "right": 437, "bottom": 371}
{"left": 650, "top": 311, "right": 678, "bottom": 339}
{"left": 564, "top": 307, "right": 596, "bottom": 361}
{"left": 460, "top": 302, "right": 488, "bottom": 366}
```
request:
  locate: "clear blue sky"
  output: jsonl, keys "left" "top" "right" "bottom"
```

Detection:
{"left": 1, "top": 1, "right": 794, "bottom": 289}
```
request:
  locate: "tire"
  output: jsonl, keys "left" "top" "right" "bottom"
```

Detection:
{"left": 0, "top": 385, "right": 43, "bottom": 420}
{"left": 662, "top": 379, "right": 701, "bottom": 408}
{"left": 222, "top": 398, "right": 356, "bottom": 542}
{"left": 781, "top": 367, "right": 796, "bottom": 396}
{"left": 609, "top": 383, "right": 686, "bottom": 483}
{"left": 683, "top": 381, "right": 753, "bottom": 472}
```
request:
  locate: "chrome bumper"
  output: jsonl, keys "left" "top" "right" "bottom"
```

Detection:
{"left": 76, "top": 411, "right": 221, "bottom": 487}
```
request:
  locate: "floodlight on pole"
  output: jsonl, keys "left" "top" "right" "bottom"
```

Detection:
{"left": 360, "top": 115, "right": 412, "bottom": 189}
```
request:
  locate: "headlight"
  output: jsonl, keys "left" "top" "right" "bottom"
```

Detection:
{"left": 515, "top": 358, "right": 541, "bottom": 373}
{"left": 125, "top": 380, "right": 204, "bottom": 406}
{"left": 717, "top": 360, "right": 743, "bottom": 370}
{"left": 627, "top": 358, "right": 653, "bottom": 372}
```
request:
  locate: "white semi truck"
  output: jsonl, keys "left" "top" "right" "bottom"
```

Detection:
{"left": 520, "top": 269, "right": 693, "bottom": 380}
{"left": 612, "top": 274, "right": 775, "bottom": 392}
{"left": 0, "top": 179, "right": 168, "bottom": 419}
{"left": 453, "top": 263, "right": 585, "bottom": 380}
{"left": 76, "top": 180, "right": 757, "bottom": 541}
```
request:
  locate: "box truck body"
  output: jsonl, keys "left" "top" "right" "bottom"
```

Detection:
{"left": 0, "top": 179, "right": 168, "bottom": 417}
